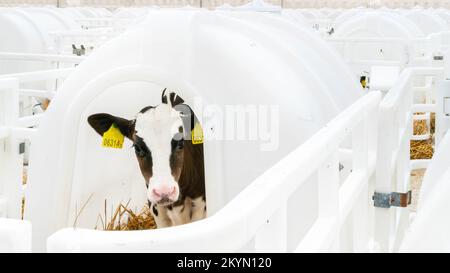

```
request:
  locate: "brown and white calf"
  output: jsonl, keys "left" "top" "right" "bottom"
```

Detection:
{"left": 87, "top": 90, "right": 206, "bottom": 228}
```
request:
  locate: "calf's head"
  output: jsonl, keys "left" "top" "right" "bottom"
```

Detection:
{"left": 87, "top": 90, "right": 191, "bottom": 206}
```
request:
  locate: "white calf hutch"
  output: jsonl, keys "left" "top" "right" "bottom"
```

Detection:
{"left": 0, "top": 7, "right": 79, "bottom": 74}
{"left": 330, "top": 11, "right": 425, "bottom": 77}
{"left": 403, "top": 9, "right": 448, "bottom": 36}
{"left": 0, "top": 5, "right": 450, "bottom": 253}
{"left": 26, "top": 10, "right": 361, "bottom": 252}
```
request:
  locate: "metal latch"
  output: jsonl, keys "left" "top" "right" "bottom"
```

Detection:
{"left": 372, "top": 191, "right": 412, "bottom": 208}
{"left": 19, "top": 142, "right": 25, "bottom": 154}
{"left": 72, "top": 44, "right": 86, "bottom": 56}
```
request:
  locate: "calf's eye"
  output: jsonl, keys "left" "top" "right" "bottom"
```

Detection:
{"left": 172, "top": 133, "right": 184, "bottom": 150}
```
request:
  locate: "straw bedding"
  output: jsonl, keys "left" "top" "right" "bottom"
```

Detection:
{"left": 410, "top": 113, "right": 434, "bottom": 160}
{"left": 95, "top": 200, "right": 157, "bottom": 231}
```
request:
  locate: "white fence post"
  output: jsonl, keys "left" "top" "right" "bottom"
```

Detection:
{"left": 318, "top": 150, "right": 340, "bottom": 251}
{"left": 350, "top": 114, "right": 370, "bottom": 252}
{"left": 393, "top": 81, "right": 413, "bottom": 252}
{"left": 295, "top": 150, "right": 340, "bottom": 253}
{"left": 437, "top": 84, "right": 450, "bottom": 144}
{"left": 374, "top": 105, "right": 395, "bottom": 252}
{"left": 436, "top": 73, "right": 450, "bottom": 146}
{"left": 0, "top": 78, "right": 22, "bottom": 219}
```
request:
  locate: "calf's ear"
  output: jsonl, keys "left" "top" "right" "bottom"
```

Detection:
{"left": 161, "top": 88, "right": 184, "bottom": 107}
{"left": 87, "top": 113, "right": 135, "bottom": 140}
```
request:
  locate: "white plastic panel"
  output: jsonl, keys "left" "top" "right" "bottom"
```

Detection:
{"left": 0, "top": 218, "right": 32, "bottom": 253}
{"left": 370, "top": 65, "right": 400, "bottom": 91}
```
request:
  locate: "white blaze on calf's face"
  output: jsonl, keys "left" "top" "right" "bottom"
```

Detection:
{"left": 134, "top": 103, "right": 184, "bottom": 204}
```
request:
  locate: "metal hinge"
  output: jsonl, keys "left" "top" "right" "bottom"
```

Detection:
{"left": 372, "top": 191, "right": 412, "bottom": 208}
{"left": 19, "top": 142, "right": 25, "bottom": 154}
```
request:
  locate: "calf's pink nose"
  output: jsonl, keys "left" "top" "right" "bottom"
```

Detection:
{"left": 152, "top": 185, "right": 177, "bottom": 200}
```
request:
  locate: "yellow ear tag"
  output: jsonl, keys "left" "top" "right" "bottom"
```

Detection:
{"left": 361, "top": 79, "right": 367, "bottom": 88}
{"left": 102, "top": 124, "right": 124, "bottom": 149}
{"left": 191, "top": 123, "right": 204, "bottom": 145}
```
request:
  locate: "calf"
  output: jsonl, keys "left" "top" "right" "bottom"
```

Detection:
{"left": 88, "top": 89, "right": 206, "bottom": 228}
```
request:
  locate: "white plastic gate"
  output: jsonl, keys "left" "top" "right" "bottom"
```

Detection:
{"left": 375, "top": 67, "right": 444, "bottom": 252}
{"left": 0, "top": 53, "right": 82, "bottom": 252}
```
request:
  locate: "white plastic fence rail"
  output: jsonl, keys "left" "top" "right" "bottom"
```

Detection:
{"left": 0, "top": 68, "right": 76, "bottom": 119}
{"left": 0, "top": 53, "right": 82, "bottom": 113}
{"left": 0, "top": 68, "right": 75, "bottom": 83}
{"left": 47, "top": 91, "right": 381, "bottom": 252}
{"left": 74, "top": 18, "right": 138, "bottom": 30}
{"left": 49, "top": 29, "right": 121, "bottom": 55}
{"left": 0, "top": 78, "right": 22, "bottom": 219}
{"left": 328, "top": 37, "right": 413, "bottom": 67}
{"left": 0, "top": 66, "right": 77, "bottom": 219}
{"left": 326, "top": 35, "right": 450, "bottom": 80}
{"left": 0, "top": 52, "right": 84, "bottom": 64}
{"left": 436, "top": 50, "right": 450, "bottom": 146}
{"left": 0, "top": 54, "right": 82, "bottom": 252}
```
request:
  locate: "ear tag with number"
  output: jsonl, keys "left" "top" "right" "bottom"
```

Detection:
{"left": 102, "top": 124, "right": 124, "bottom": 149}
{"left": 191, "top": 122, "right": 204, "bottom": 145}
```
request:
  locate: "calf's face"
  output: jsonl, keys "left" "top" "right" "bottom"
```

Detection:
{"left": 88, "top": 103, "right": 186, "bottom": 206}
